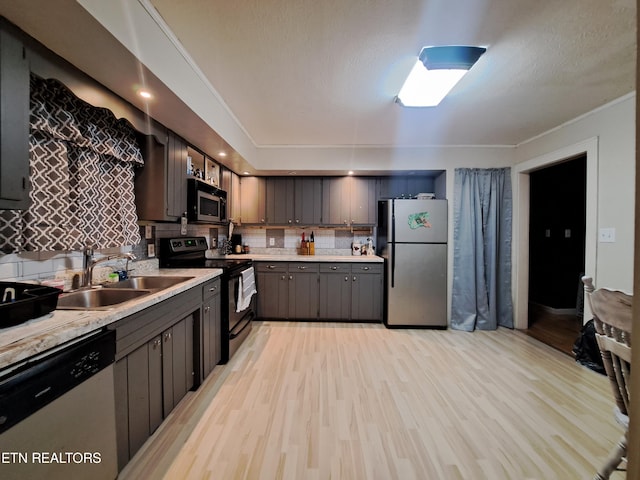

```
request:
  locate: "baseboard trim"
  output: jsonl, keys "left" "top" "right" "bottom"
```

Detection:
{"left": 530, "top": 302, "right": 578, "bottom": 316}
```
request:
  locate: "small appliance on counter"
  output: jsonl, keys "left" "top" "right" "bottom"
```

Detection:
{"left": 230, "top": 234, "right": 243, "bottom": 254}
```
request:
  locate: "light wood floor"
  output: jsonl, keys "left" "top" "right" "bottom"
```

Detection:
{"left": 119, "top": 321, "right": 625, "bottom": 480}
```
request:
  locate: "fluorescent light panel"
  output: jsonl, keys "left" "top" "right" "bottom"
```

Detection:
{"left": 396, "top": 46, "right": 486, "bottom": 107}
{"left": 397, "top": 62, "right": 466, "bottom": 107}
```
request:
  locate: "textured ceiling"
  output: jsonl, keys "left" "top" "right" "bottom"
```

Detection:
{"left": 0, "top": 0, "right": 636, "bottom": 174}
{"left": 148, "top": 0, "right": 636, "bottom": 146}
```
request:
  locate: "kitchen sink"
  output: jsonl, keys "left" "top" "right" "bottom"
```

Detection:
{"left": 102, "top": 276, "right": 194, "bottom": 291}
{"left": 57, "top": 288, "right": 153, "bottom": 310}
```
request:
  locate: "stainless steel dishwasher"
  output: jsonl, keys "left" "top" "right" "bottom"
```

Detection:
{"left": 0, "top": 329, "right": 118, "bottom": 480}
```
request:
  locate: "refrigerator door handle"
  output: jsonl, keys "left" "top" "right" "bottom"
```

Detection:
{"left": 391, "top": 200, "right": 395, "bottom": 288}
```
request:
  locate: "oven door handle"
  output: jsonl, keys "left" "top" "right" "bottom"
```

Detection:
{"left": 229, "top": 312, "right": 254, "bottom": 340}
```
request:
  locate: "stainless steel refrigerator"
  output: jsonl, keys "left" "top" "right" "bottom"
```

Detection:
{"left": 377, "top": 199, "right": 448, "bottom": 327}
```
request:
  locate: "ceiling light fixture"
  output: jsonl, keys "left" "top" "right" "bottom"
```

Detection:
{"left": 396, "top": 46, "right": 486, "bottom": 107}
{"left": 218, "top": 151, "right": 227, "bottom": 158}
{"left": 138, "top": 89, "right": 153, "bottom": 99}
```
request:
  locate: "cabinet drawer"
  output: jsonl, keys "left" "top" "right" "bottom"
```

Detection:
{"left": 320, "top": 263, "right": 351, "bottom": 273}
{"left": 288, "top": 262, "right": 319, "bottom": 273}
{"left": 111, "top": 287, "right": 201, "bottom": 359}
{"left": 202, "top": 277, "right": 221, "bottom": 301}
{"left": 351, "top": 263, "right": 383, "bottom": 274}
{"left": 255, "top": 262, "right": 288, "bottom": 273}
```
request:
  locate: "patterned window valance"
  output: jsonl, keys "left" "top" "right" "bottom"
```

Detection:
{"left": 0, "top": 75, "right": 143, "bottom": 253}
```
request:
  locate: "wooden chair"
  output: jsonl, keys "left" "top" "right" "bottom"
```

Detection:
{"left": 582, "top": 276, "right": 632, "bottom": 480}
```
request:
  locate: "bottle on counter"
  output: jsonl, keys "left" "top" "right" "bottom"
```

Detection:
{"left": 300, "top": 232, "right": 307, "bottom": 255}
{"left": 310, "top": 231, "right": 315, "bottom": 255}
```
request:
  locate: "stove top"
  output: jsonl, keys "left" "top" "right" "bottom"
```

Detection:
{"left": 159, "top": 237, "right": 252, "bottom": 272}
{"left": 203, "top": 258, "right": 252, "bottom": 269}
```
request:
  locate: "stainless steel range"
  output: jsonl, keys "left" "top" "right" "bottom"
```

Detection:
{"left": 159, "top": 237, "right": 256, "bottom": 364}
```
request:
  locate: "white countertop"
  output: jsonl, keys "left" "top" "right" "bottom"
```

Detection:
{"left": 222, "top": 254, "right": 384, "bottom": 263}
{"left": 0, "top": 268, "right": 222, "bottom": 370}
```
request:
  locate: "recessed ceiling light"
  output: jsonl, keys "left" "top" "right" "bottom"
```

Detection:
{"left": 288, "top": 171, "right": 297, "bottom": 175}
{"left": 138, "top": 89, "right": 152, "bottom": 99}
{"left": 348, "top": 171, "right": 354, "bottom": 175}
{"left": 218, "top": 151, "right": 227, "bottom": 157}
{"left": 243, "top": 171, "right": 251, "bottom": 175}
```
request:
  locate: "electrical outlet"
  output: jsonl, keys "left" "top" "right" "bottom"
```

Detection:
{"left": 269, "top": 237, "right": 275, "bottom": 246}
{"left": 598, "top": 227, "right": 616, "bottom": 243}
{"left": 180, "top": 215, "right": 188, "bottom": 235}
{"left": 147, "top": 243, "right": 156, "bottom": 257}
{"left": 564, "top": 229, "right": 571, "bottom": 238}
{"left": 145, "top": 225, "right": 153, "bottom": 239}
{"left": 545, "top": 229, "right": 551, "bottom": 238}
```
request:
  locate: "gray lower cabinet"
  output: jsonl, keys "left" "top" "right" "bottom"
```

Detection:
{"left": 256, "top": 262, "right": 382, "bottom": 322}
{"left": 288, "top": 263, "right": 319, "bottom": 319}
{"left": 255, "top": 263, "right": 290, "bottom": 319}
{"left": 318, "top": 263, "right": 351, "bottom": 320}
{"left": 350, "top": 263, "right": 384, "bottom": 321}
{"left": 256, "top": 262, "right": 320, "bottom": 319}
{"left": 319, "top": 263, "right": 382, "bottom": 321}
{"left": 201, "top": 278, "right": 222, "bottom": 379}
{"left": 111, "top": 286, "right": 200, "bottom": 470}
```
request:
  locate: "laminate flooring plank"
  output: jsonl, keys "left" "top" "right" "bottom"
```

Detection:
{"left": 119, "top": 321, "right": 624, "bottom": 480}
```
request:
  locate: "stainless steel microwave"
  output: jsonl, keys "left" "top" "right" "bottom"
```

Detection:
{"left": 187, "top": 178, "right": 227, "bottom": 223}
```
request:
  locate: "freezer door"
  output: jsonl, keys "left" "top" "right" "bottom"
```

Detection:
{"left": 393, "top": 199, "right": 447, "bottom": 243}
{"left": 386, "top": 243, "right": 447, "bottom": 327}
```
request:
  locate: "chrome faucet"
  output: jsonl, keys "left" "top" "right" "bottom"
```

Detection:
{"left": 82, "top": 241, "right": 136, "bottom": 287}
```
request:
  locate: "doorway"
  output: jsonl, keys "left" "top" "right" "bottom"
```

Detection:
{"left": 525, "top": 155, "right": 586, "bottom": 354}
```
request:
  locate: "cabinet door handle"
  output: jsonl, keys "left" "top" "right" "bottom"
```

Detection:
{"left": 362, "top": 266, "right": 370, "bottom": 271}
{"left": 353, "top": 276, "right": 357, "bottom": 282}
{"left": 289, "top": 275, "right": 293, "bottom": 280}
{"left": 281, "top": 275, "right": 286, "bottom": 280}
{"left": 153, "top": 339, "right": 161, "bottom": 348}
{"left": 204, "top": 306, "right": 210, "bottom": 313}
{"left": 331, "top": 266, "right": 338, "bottom": 271}
{"left": 164, "top": 332, "right": 172, "bottom": 341}
{"left": 297, "top": 266, "right": 307, "bottom": 270}
{"left": 209, "top": 286, "right": 218, "bottom": 292}
{"left": 295, "top": 219, "right": 300, "bottom": 223}
{"left": 288, "top": 219, "right": 292, "bottom": 224}
{"left": 344, "top": 276, "right": 349, "bottom": 281}
{"left": 267, "top": 265, "right": 276, "bottom": 269}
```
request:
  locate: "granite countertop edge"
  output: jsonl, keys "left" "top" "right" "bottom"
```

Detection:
{"left": 223, "top": 254, "right": 384, "bottom": 263}
{"left": 0, "top": 268, "right": 223, "bottom": 371}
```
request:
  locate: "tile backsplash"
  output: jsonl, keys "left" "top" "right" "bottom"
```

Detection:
{"left": 0, "top": 222, "right": 377, "bottom": 289}
{"left": 233, "top": 227, "right": 376, "bottom": 256}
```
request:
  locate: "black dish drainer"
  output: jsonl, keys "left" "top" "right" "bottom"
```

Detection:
{"left": 0, "top": 282, "right": 62, "bottom": 328}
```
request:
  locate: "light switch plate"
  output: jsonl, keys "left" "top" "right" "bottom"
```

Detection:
{"left": 598, "top": 227, "right": 616, "bottom": 243}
